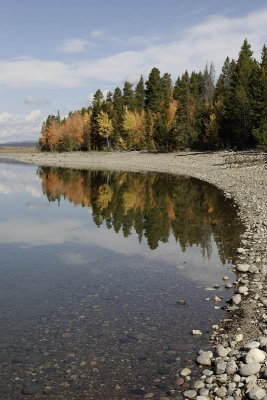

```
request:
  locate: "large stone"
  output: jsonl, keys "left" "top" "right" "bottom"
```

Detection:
{"left": 196, "top": 397, "right": 209, "bottom": 400}
{"left": 226, "top": 360, "right": 238, "bottom": 375}
{"left": 216, "top": 361, "right": 226, "bottom": 375}
{"left": 232, "top": 294, "right": 242, "bottom": 305}
{"left": 216, "top": 344, "right": 230, "bottom": 357}
{"left": 237, "top": 248, "right": 246, "bottom": 254}
{"left": 239, "top": 363, "right": 261, "bottom": 377}
{"left": 196, "top": 352, "right": 212, "bottom": 366}
{"left": 215, "top": 386, "right": 227, "bottom": 397}
{"left": 183, "top": 389, "right": 197, "bottom": 399}
{"left": 245, "top": 348, "right": 266, "bottom": 364}
{"left": 237, "top": 264, "right": 250, "bottom": 272}
{"left": 248, "top": 386, "right": 266, "bottom": 400}
{"left": 244, "top": 341, "right": 260, "bottom": 350}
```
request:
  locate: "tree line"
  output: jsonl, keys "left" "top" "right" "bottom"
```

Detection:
{"left": 39, "top": 39, "right": 267, "bottom": 152}
{"left": 38, "top": 167, "right": 243, "bottom": 260}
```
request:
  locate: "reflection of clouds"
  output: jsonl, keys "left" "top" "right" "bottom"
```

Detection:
{"left": 25, "top": 201, "right": 51, "bottom": 210}
{"left": 0, "top": 164, "right": 42, "bottom": 198}
{"left": 58, "top": 252, "right": 88, "bottom": 266}
{"left": 0, "top": 216, "right": 228, "bottom": 284}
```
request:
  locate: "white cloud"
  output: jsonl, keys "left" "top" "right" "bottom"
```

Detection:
{"left": 90, "top": 30, "right": 104, "bottom": 39}
{"left": 0, "top": 8, "right": 266, "bottom": 89}
{"left": 24, "top": 96, "right": 50, "bottom": 106}
{"left": 59, "top": 38, "right": 90, "bottom": 53}
{"left": 0, "top": 165, "right": 42, "bottom": 197}
{"left": 0, "top": 109, "right": 43, "bottom": 142}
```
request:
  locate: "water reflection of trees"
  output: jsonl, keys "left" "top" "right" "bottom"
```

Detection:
{"left": 38, "top": 167, "right": 243, "bottom": 262}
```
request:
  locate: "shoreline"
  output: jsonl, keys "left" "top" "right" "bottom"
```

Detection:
{"left": 9, "top": 151, "right": 267, "bottom": 398}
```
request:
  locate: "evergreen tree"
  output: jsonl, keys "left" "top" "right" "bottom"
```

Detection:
{"left": 174, "top": 71, "right": 199, "bottom": 148}
{"left": 135, "top": 75, "right": 145, "bottom": 112}
{"left": 145, "top": 67, "right": 162, "bottom": 113}
{"left": 91, "top": 89, "right": 104, "bottom": 150}
{"left": 112, "top": 87, "right": 124, "bottom": 148}
{"left": 224, "top": 39, "right": 256, "bottom": 148}
{"left": 252, "top": 45, "right": 267, "bottom": 147}
{"left": 123, "top": 81, "right": 135, "bottom": 111}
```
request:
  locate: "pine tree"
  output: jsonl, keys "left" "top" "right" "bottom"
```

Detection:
{"left": 174, "top": 71, "right": 199, "bottom": 148}
{"left": 123, "top": 81, "right": 135, "bottom": 111}
{"left": 145, "top": 67, "right": 162, "bottom": 113}
{"left": 91, "top": 89, "right": 104, "bottom": 150}
{"left": 135, "top": 75, "right": 145, "bottom": 112}
{"left": 112, "top": 87, "right": 124, "bottom": 148}
{"left": 252, "top": 45, "right": 267, "bottom": 147}
{"left": 223, "top": 40, "right": 256, "bottom": 148}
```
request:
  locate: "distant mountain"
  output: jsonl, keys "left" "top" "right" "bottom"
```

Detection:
{"left": 0, "top": 140, "right": 37, "bottom": 148}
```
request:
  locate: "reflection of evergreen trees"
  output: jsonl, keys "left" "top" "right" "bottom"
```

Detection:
{"left": 38, "top": 167, "right": 243, "bottom": 262}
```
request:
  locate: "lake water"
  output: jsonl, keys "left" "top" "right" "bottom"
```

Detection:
{"left": 0, "top": 161, "right": 243, "bottom": 399}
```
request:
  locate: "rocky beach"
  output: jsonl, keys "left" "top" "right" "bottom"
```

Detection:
{"left": 10, "top": 150, "right": 267, "bottom": 399}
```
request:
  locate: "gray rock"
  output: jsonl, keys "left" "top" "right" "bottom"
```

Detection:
{"left": 237, "top": 264, "right": 250, "bottom": 272}
{"left": 238, "top": 286, "right": 249, "bottom": 294}
{"left": 194, "top": 380, "right": 204, "bottom": 389}
{"left": 216, "top": 373, "right": 228, "bottom": 383}
{"left": 245, "top": 348, "right": 265, "bottom": 364}
{"left": 239, "top": 363, "right": 261, "bottom": 376}
{"left": 226, "top": 360, "right": 238, "bottom": 375}
{"left": 199, "top": 388, "right": 209, "bottom": 396}
{"left": 180, "top": 368, "right": 191, "bottom": 377}
{"left": 196, "top": 397, "right": 209, "bottom": 400}
{"left": 202, "top": 369, "right": 213, "bottom": 376}
{"left": 248, "top": 386, "right": 266, "bottom": 400}
{"left": 216, "top": 361, "right": 227, "bottom": 375}
{"left": 237, "top": 248, "right": 246, "bottom": 254}
{"left": 196, "top": 352, "right": 212, "bottom": 366}
{"left": 215, "top": 386, "right": 227, "bottom": 397}
{"left": 216, "top": 344, "right": 230, "bottom": 357}
{"left": 183, "top": 389, "right": 197, "bottom": 399}
{"left": 244, "top": 341, "right": 260, "bottom": 350}
{"left": 232, "top": 294, "right": 242, "bottom": 305}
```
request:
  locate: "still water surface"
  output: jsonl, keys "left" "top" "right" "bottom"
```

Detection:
{"left": 0, "top": 161, "right": 243, "bottom": 399}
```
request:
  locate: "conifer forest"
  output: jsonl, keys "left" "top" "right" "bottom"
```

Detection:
{"left": 39, "top": 40, "right": 267, "bottom": 152}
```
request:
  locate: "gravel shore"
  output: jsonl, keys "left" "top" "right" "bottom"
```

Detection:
{"left": 10, "top": 151, "right": 267, "bottom": 399}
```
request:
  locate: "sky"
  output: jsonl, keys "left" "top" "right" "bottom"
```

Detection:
{"left": 0, "top": 0, "right": 266, "bottom": 143}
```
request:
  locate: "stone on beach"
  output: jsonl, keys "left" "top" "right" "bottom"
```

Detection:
{"left": 245, "top": 348, "right": 265, "bottom": 364}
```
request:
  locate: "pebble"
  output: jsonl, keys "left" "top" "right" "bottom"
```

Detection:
{"left": 180, "top": 368, "right": 191, "bottom": 377}
{"left": 235, "top": 333, "right": 244, "bottom": 342}
{"left": 236, "top": 263, "right": 250, "bottom": 272}
{"left": 215, "top": 386, "right": 227, "bottom": 397}
{"left": 183, "top": 389, "right": 197, "bottom": 399}
{"left": 239, "top": 363, "right": 262, "bottom": 377}
{"left": 245, "top": 348, "right": 266, "bottom": 364}
{"left": 244, "top": 341, "right": 261, "bottom": 350}
{"left": 216, "top": 344, "right": 230, "bottom": 357}
{"left": 226, "top": 360, "right": 238, "bottom": 375}
{"left": 232, "top": 294, "right": 242, "bottom": 305}
{"left": 196, "top": 352, "right": 212, "bottom": 366}
{"left": 192, "top": 330, "right": 202, "bottom": 336}
{"left": 248, "top": 386, "right": 266, "bottom": 400}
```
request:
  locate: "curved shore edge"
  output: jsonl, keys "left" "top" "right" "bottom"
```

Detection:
{"left": 10, "top": 151, "right": 267, "bottom": 399}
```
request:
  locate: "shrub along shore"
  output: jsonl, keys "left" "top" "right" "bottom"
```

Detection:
{"left": 12, "top": 150, "right": 267, "bottom": 399}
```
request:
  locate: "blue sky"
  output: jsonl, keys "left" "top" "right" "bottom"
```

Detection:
{"left": 0, "top": 0, "right": 266, "bottom": 143}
